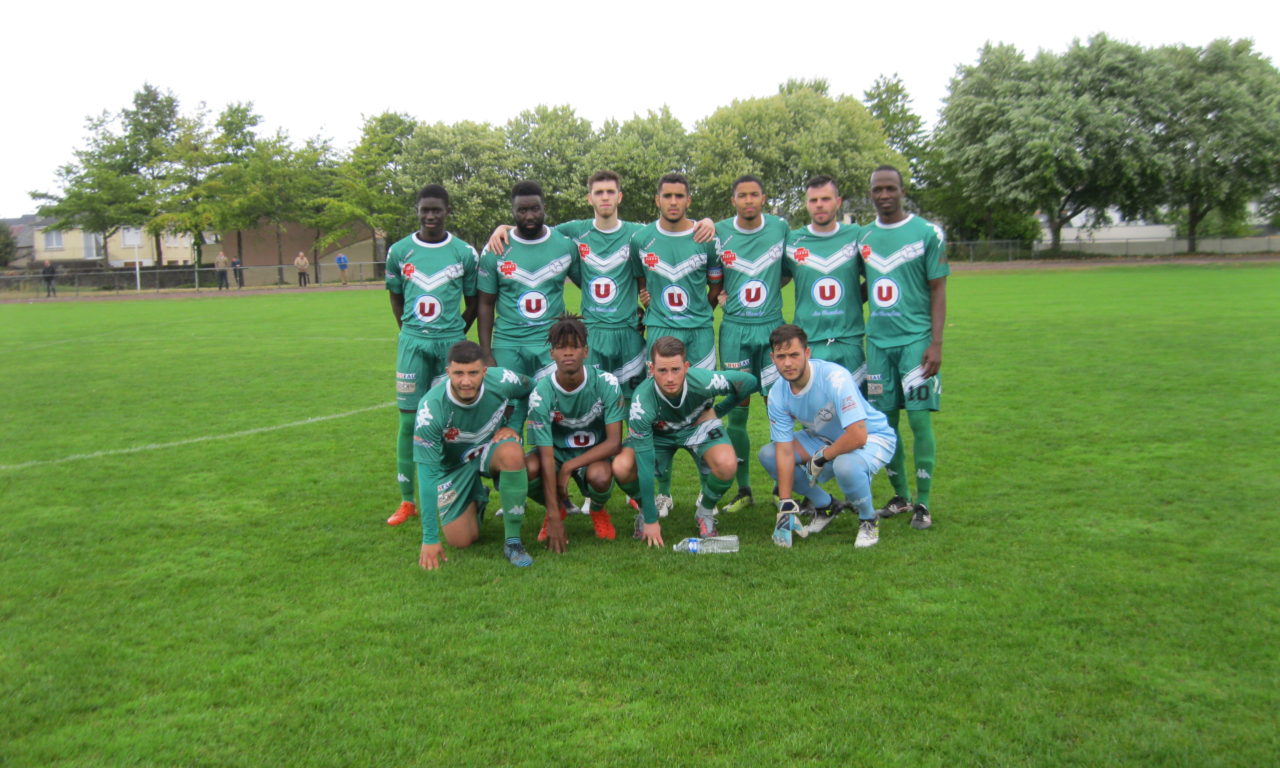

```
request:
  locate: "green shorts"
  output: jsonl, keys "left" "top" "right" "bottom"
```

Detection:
{"left": 808, "top": 336, "right": 867, "bottom": 387}
{"left": 586, "top": 324, "right": 646, "bottom": 395}
{"left": 645, "top": 325, "right": 716, "bottom": 370}
{"left": 629, "top": 418, "right": 732, "bottom": 479}
{"left": 719, "top": 320, "right": 779, "bottom": 394}
{"left": 529, "top": 445, "right": 603, "bottom": 495}
{"left": 431, "top": 436, "right": 521, "bottom": 525}
{"left": 492, "top": 343, "right": 555, "bottom": 381}
{"left": 396, "top": 333, "right": 464, "bottom": 411}
{"left": 865, "top": 338, "right": 941, "bottom": 412}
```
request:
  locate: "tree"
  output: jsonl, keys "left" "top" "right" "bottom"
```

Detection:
{"left": 1152, "top": 39, "right": 1280, "bottom": 251}
{"left": 0, "top": 222, "right": 15, "bottom": 267}
{"left": 234, "top": 132, "right": 315, "bottom": 283}
{"left": 148, "top": 105, "right": 217, "bottom": 266}
{"left": 933, "top": 38, "right": 1164, "bottom": 250}
{"left": 584, "top": 107, "right": 692, "bottom": 223}
{"left": 204, "top": 102, "right": 263, "bottom": 263}
{"left": 319, "top": 113, "right": 417, "bottom": 262}
{"left": 399, "top": 120, "right": 514, "bottom": 249}
{"left": 863, "top": 74, "right": 926, "bottom": 172}
{"left": 504, "top": 105, "right": 598, "bottom": 226}
{"left": 691, "top": 80, "right": 897, "bottom": 223}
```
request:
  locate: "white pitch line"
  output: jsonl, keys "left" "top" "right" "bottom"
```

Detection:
{"left": 0, "top": 402, "right": 394, "bottom": 471}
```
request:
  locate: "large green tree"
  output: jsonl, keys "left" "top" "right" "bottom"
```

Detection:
{"left": 863, "top": 74, "right": 926, "bottom": 174}
{"left": 584, "top": 107, "right": 692, "bottom": 223}
{"left": 1152, "top": 39, "right": 1280, "bottom": 251}
{"left": 318, "top": 113, "right": 417, "bottom": 261}
{"left": 504, "top": 105, "right": 597, "bottom": 227}
{"left": 399, "top": 121, "right": 514, "bottom": 250}
{"left": 691, "top": 79, "right": 895, "bottom": 223}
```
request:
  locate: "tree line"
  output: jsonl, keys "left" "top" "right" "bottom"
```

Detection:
{"left": 31, "top": 36, "right": 1280, "bottom": 264}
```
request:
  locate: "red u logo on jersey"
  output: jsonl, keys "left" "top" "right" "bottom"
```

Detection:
{"left": 570, "top": 431, "right": 595, "bottom": 448}
{"left": 519, "top": 290, "right": 549, "bottom": 318}
{"left": 663, "top": 285, "right": 689, "bottom": 311}
{"left": 871, "top": 277, "right": 900, "bottom": 308}
{"left": 813, "top": 278, "right": 842, "bottom": 307}
{"left": 589, "top": 276, "right": 616, "bottom": 304}
{"left": 738, "top": 280, "right": 767, "bottom": 308}
{"left": 415, "top": 296, "right": 442, "bottom": 320}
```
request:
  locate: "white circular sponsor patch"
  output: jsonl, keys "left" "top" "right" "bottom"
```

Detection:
{"left": 812, "top": 277, "right": 843, "bottom": 307}
{"left": 519, "top": 290, "right": 549, "bottom": 319}
{"left": 871, "top": 277, "right": 900, "bottom": 308}
{"left": 738, "top": 280, "right": 767, "bottom": 309}
{"left": 588, "top": 276, "right": 617, "bottom": 305}
{"left": 568, "top": 430, "right": 597, "bottom": 448}
{"left": 662, "top": 285, "right": 690, "bottom": 313}
{"left": 414, "top": 295, "right": 443, "bottom": 322}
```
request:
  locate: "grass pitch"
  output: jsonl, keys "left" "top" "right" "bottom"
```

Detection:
{"left": 1, "top": 264, "right": 1277, "bottom": 767}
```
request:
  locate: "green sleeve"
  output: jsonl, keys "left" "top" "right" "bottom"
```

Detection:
{"left": 477, "top": 248, "right": 498, "bottom": 294}
{"left": 713, "top": 369, "right": 760, "bottom": 417}
{"left": 527, "top": 383, "right": 554, "bottom": 447}
{"left": 462, "top": 242, "right": 479, "bottom": 296}
{"left": 627, "top": 393, "right": 660, "bottom": 524}
{"left": 413, "top": 402, "right": 446, "bottom": 545}
{"left": 926, "top": 222, "right": 950, "bottom": 280}
{"left": 385, "top": 248, "right": 404, "bottom": 292}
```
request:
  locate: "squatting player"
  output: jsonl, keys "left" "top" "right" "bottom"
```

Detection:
{"left": 612, "top": 336, "right": 758, "bottom": 546}
{"left": 525, "top": 315, "right": 626, "bottom": 551}
{"left": 859, "top": 166, "right": 948, "bottom": 530}
{"left": 759, "top": 325, "right": 896, "bottom": 549}
{"left": 711, "top": 174, "right": 789, "bottom": 514}
{"left": 414, "top": 341, "right": 536, "bottom": 569}
{"left": 385, "top": 184, "right": 478, "bottom": 527}
{"left": 785, "top": 175, "right": 866, "bottom": 381}
{"left": 630, "top": 172, "right": 723, "bottom": 517}
{"left": 477, "top": 180, "right": 580, "bottom": 429}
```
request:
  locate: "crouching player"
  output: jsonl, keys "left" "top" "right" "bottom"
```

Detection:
{"left": 415, "top": 341, "right": 536, "bottom": 569}
{"left": 525, "top": 316, "right": 626, "bottom": 551}
{"left": 759, "top": 325, "right": 897, "bottom": 549}
{"left": 613, "top": 336, "right": 758, "bottom": 546}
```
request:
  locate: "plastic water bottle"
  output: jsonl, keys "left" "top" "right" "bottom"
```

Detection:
{"left": 673, "top": 535, "right": 739, "bottom": 553}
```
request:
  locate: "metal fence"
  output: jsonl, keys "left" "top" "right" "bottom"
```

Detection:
{"left": 951, "top": 235, "right": 1280, "bottom": 261}
{"left": 1, "top": 261, "right": 386, "bottom": 298}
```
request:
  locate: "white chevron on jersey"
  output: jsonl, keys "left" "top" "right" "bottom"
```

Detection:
{"left": 553, "top": 400, "right": 604, "bottom": 429}
{"left": 722, "top": 242, "right": 784, "bottom": 277}
{"left": 446, "top": 404, "right": 508, "bottom": 444}
{"left": 644, "top": 252, "right": 707, "bottom": 282}
{"left": 501, "top": 254, "right": 573, "bottom": 288}
{"left": 408, "top": 262, "right": 466, "bottom": 292}
{"left": 582, "top": 246, "right": 631, "bottom": 273}
{"left": 863, "top": 240, "right": 925, "bottom": 274}
{"left": 787, "top": 243, "right": 857, "bottom": 274}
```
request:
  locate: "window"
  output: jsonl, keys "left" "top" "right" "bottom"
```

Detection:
{"left": 121, "top": 227, "right": 142, "bottom": 247}
{"left": 83, "top": 232, "right": 104, "bottom": 259}
{"left": 43, "top": 230, "right": 63, "bottom": 249}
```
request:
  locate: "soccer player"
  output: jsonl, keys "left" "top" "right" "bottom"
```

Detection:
{"left": 477, "top": 180, "right": 580, "bottom": 429}
{"left": 759, "top": 325, "right": 897, "bottom": 549}
{"left": 525, "top": 315, "right": 626, "bottom": 550}
{"left": 785, "top": 175, "right": 866, "bottom": 381}
{"left": 613, "top": 336, "right": 758, "bottom": 546}
{"left": 631, "top": 173, "right": 723, "bottom": 517}
{"left": 859, "top": 166, "right": 948, "bottom": 530}
{"left": 415, "top": 341, "right": 535, "bottom": 569}
{"left": 385, "top": 184, "right": 479, "bottom": 527}
{"left": 711, "top": 174, "right": 789, "bottom": 514}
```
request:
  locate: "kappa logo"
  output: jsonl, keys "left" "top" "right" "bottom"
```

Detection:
{"left": 738, "top": 280, "right": 767, "bottom": 308}
{"left": 662, "top": 285, "right": 689, "bottom": 312}
{"left": 794, "top": 247, "right": 810, "bottom": 263}
{"left": 528, "top": 390, "right": 543, "bottom": 409}
{"left": 519, "top": 290, "right": 548, "bottom": 319}
{"left": 710, "top": 373, "right": 729, "bottom": 390}
{"left": 569, "top": 430, "right": 596, "bottom": 448}
{"left": 600, "top": 371, "right": 619, "bottom": 387}
{"left": 812, "top": 277, "right": 842, "bottom": 307}
{"left": 721, "top": 250, "right": 736, "bottom": 268}
{"left": 871, "top": 277, "right": 900, "bottom": 308}
{"left": 501, "top": 369, "right": 522, "bottom": 385}
{"left": 416, "top": 404, "right": 434, "bottom": 428}
{"left": 578, "top": 243, "right": 591, "bottom": 258}
{"left": 629, "top": 400, "right": 645, "bottom": 421}
{"left": 589, "top": 276, "right": 617, "bottom": 304}
{"left": 414, "top": 295, "right": 442, "bottom": 321}
{"left": 643, "top": 252, "right": 659, "bottom": 269}
{"left": 499, "top": 261, "right": 518, "bottom": 277}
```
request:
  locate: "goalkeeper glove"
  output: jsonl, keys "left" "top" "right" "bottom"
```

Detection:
{"left": 805, "top": 448, "right": 828, "bottom": 484}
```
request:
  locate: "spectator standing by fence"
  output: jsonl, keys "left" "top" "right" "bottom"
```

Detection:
{"left": 335, "top": 253, "right": 349, "bottom": 285}
{"left": 294, "top": 252, "right": 310, "bottom": 287}
{"left": 41, "top": 261, "right": 57, "bottom": 297}
{"left": 214, "top": 251, "right": 230, "bottom": 290}
{"left": 232, "top": 256, "right": 244, "bottom": 288}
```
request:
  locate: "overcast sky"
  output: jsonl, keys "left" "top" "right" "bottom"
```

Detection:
{"left": 4, "top": 0, "right": 1276, "bottom": 217}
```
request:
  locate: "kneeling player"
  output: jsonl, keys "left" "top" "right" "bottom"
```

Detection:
{"left": 415, "top": 341, "right": 536, "bottom": 569}
{"left": 525, "top": 316, "right": 625, "bottom": 551}
{"left": 613, "top": 336, "right": 758, "bottom": 546}
{"left": 759, "top": 325, "right": 897, "bottom": 549}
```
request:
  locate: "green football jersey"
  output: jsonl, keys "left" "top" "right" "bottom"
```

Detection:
{"left": 413, "top": 367, "right": 533, "bottom": 471}
{"left": 627, "top": 367, "right": 758, "bottom": 522}
{"left": 629, "top": 222, "right": 721, "bottom": 329}
{"left": 555, "top": 219, "right": 644, "bottom": 329}
{"left": 478, "top": 228, "right": 580, "bottom": 345}
{"left": 385, "top": 232, "right": 478, "bottom": 339}
{"left": 785, "top": 222, "right": 865, "bottom": 342}
{"left": 714, "top": 214, "right": 788, "bottom": 325}
{"left": 859, "top": 214, "right": 949, "bottom": 347}
{"left": 527, "top": 369, "right": 625, "bottom": 450}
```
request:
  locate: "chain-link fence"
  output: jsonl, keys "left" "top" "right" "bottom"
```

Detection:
{"left": 0, "top": 261, "right": 386, "bottom": 299}
{"left": 950, "top": 235, "right": 1280, "bottom": 261}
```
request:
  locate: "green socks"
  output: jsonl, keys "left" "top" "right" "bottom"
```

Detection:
{"left": 907, "top": 409, "right": 936, "bottom": 507}
{"left": 885, "top": 409, "right": 912, "bottom": 500}
{"left": 728, "top": 407, "right": 751, "bottom": 492}
{"left": 700, "top": 471, "right": 733, "bottom": 509}
{"left": 499, "top": 469, "right": 528, "bottom": 541}
{"left": 397, "top": 410, "right": 416, "bottom": 503}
